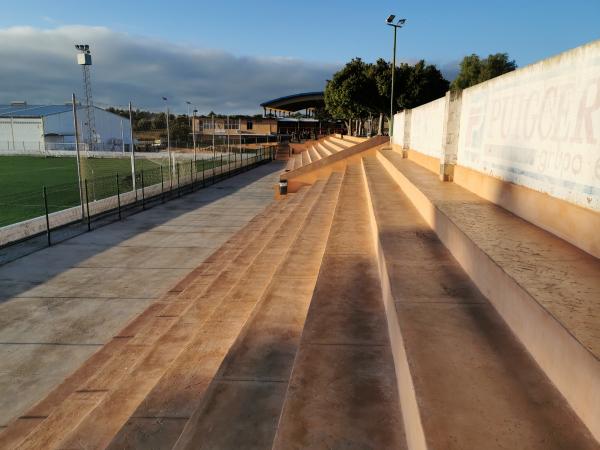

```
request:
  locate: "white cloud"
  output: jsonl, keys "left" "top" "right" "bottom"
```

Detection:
{"left": 0, "top": 26, "right": 339, "bottom": 114}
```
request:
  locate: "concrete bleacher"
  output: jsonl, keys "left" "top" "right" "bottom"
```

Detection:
{"left": 2, "top": 38, "right": 598, "bottom": 449}
{"left": 284, "top": 135, "right": 367, "bottom": 173}
{"left": 1, "top": 134, "right": 597, "bottom": 448}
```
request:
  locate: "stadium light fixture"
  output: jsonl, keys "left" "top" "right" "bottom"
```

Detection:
{"left": 385, "top": 15, "right": 406, "bottom": 137}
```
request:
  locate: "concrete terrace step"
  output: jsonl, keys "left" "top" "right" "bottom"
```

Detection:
{"left": 308, "top": 147, "right": 321, "bottom": 163}
{"left": 172, "top": 172, "right": 344, "bottom": 449}
{"left": 321, "top": 139, "right": 344, "bottom": 153}
{"left": 341, "top": 135, "right": 367, "bottom": 144}
{"left": 57, "top": 181, "right": 330, "bottom": 450}
{"left": 328, "top": 136, "right": 354, "bottom": 149}
{"left": 0, "top": 197, "right": 290, "bottom": 449}
{"left": 284, "top": 158, "right": 295, "bottom": 172}
{"left": 273, "top": 163, "right": 406, "bottom": 449}
{"left": 301, "top": 150, "right": 311, "bottom": 166}
{"left": 292, "top": 153, "right": 302, "bottom": 171}
{"left": 315, "top": 143, "right": 330, "bottom": 158}
{"left": 372, "top": 151, "right": 600, "bottom": 445}
{"left": 0, "top": 184, "right": 322, "bottom": 449}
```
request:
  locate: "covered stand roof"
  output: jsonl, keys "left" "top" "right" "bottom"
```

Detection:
{"left": 260, "top": 91, "right": 324, "bottom": 113}
{"left": 0, "top": 104, "right": 73, "bottom": 117}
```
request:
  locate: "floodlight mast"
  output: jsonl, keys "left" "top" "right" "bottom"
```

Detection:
{"left": 75, "top": 44, "right": 96, "bottom": 151}
{"left": 385, "top": 16, "right": 406, "bottom": 137}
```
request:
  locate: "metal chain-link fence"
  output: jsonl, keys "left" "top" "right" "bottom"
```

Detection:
{"left": 0, "top": 146, "right": 274, "bottom": 262}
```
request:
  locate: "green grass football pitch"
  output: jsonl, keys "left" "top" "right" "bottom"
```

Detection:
{"left": 0, "top": 155, "right": 221, "bottom": 228}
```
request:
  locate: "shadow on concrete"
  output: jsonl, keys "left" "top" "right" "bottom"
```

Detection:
{"left": 0, "top": 161, "right": 283, "bottom": 304}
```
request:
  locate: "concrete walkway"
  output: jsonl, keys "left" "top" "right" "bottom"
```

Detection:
{"left": 0, "top": 162, "right": 283, "bottom": 428}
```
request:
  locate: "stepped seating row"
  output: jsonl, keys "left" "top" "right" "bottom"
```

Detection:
{"left": 1, "top": 146, "right": 597, "bottom": 448}
{"left": 284, "top": 136, "right": 360, "bottom": 172}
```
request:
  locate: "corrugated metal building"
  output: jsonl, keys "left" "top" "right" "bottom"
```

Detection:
{"left": 0, "top": 102, "right": 132, "bottom": 152}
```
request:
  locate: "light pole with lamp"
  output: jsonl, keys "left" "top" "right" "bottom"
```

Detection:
{"left": 192, "top": 109, "right": 198, "bottom": 165}
{"left": 386, "top": 15, "right": 406, "bottom": 137}
{"left": 186, "top": 101, "right": 192, "bottom": 127}
{"left": 162, "top": 96, "right": 173, "bottom": 181}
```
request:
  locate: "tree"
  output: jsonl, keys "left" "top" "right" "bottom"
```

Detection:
{"left": 367, "top": 58, "right": 394, "bottom": 134}
{"left": 326, "top": 57, "right": 449, "bottom": 135}
{"left": 324, "top": 58, "right": 377, "bottom": 134}
{"left": 170, "top": 116, "right": 191, "bottom": 144}
{"left": 451, "top": 53, "right": 516, "bottom": 90}
{"left": 396, "top": 60, "right": 449, "bottom": 110}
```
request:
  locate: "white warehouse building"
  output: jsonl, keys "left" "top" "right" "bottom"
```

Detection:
{"left": 0, "top": 102, "right": 132, "bottom": 153}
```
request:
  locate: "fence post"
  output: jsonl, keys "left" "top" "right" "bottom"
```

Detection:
{"left": 116, "top": 173, "right": 122, "bottom": 220}
{"left": 177, "top": 163, "right": 181, "bottom": 197}
{"left": 160, "top": 165, "right": 165, "bottom": 202}
{"left": 43, "top": 186, "right": 51, "bottom": 246}
{"left": 84, "top": 179, "right": 91, "bottom": 231}
{"left": 141, "top": 170, "right": 146, "bottom": 210}
{"left": 202, "top": 160, "right": 205, "bottom": 187}
{"left": 190, "top": 159, "right": 194, "bottom": 191}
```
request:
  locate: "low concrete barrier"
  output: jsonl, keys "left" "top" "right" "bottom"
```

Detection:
{"left": 0, "top": 156, "right": 264, "bottom": 247}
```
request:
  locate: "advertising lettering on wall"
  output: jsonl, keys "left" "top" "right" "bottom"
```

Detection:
{"left": 457, "top": 43, "right": 600, "bottom": 210}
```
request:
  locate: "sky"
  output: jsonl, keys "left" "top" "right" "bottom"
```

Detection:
{"left": 0, "top": 0, "right": 599, "bottom": 114}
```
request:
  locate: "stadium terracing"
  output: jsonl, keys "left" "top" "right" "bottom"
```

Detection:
{"left": 0, "top": 39, "right": 599, "bottom": 449}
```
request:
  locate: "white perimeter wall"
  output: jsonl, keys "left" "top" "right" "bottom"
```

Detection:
{"left": 457, "top": 40, "right": 600, "bottom": 210}
{"left": 0, "top": 117, "right": 43, "bottom": 150}
{"left": 409, "top": 97, "right": 446, "bottom": 159}
{"left": 392, "top": 111, "right": 405, "bottom": 146}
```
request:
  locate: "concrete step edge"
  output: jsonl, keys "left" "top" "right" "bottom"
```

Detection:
{"left": 0, "top": 190, "right": 313, "bottom": 449}
{"left": 171, "top": 172, "right": 345, "bottom": 449}
{"left": 373, "top": 150, "right": 600, "bottom": 444}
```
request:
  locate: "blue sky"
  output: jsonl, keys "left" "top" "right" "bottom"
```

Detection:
{"left": 0, "top": 1, "right": 599, "bottom": 113}
{"left": 3, "top": 0, "right": 599, "bottom": 67}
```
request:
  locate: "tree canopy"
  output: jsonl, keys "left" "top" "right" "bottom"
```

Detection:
{"left": 324, "top": 58, "right": 449, "bottom": 124}
{"left": 450, "top": 53, "right": 516, "bottom": 91}
{"left": 324, "top": 58, "right": 378, "bottom": 121}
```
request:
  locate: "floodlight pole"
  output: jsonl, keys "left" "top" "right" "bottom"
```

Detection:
{"left": 386, "top": 16, "right": 405, "bottom": 138}
{"left": 163, "top": 97, "right": 172, "bottom": 179}
{"left": 72, "top": 93, "right": 85, "bottom": 220}
{"left": 390, "top": 25, "right": 397, "bottom": 137}
{"left": 120, "top": 119, "right": 125, "bottom": 153}
{"left": 192, "top": 109, "right": 197, "bottom": 160}
{"left": 212, "top": 113, "right": 216, "bottom": 159}
{"left": 129, "top": 101, "right": 137, "bottom": 198}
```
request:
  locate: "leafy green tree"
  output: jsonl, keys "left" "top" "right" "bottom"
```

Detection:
{"left": 396, "top": 60, "right": 449, "bottom": 109}
{"left": 451, "top": 53, "right": 516, "bottom": 90}
{"left": 324, "top": 58, "right": 377, "bottom": 134}
{"left": 326, "top": 57, "right": 449, "bottom": 135}
{"left": 170, "top": 116, "right": 191, "bottom": 144}
{"left": 367, "top": 58, "right": 394, "bottom": 134}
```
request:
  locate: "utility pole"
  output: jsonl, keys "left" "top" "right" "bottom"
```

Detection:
{"left": 386, "top": 15, "right": 406, "bottom": 138}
